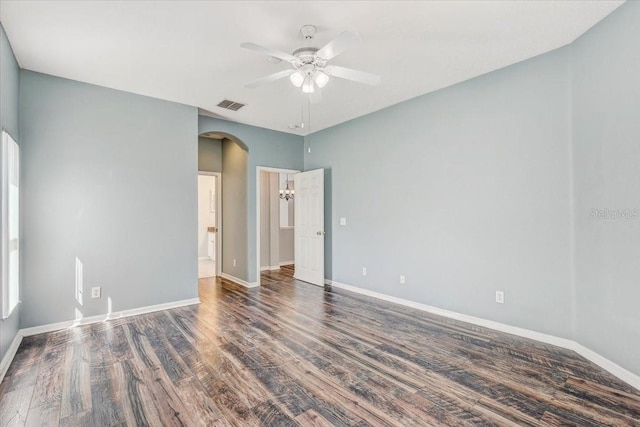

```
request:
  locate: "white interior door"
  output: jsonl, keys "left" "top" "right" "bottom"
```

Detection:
{"left": 294, "top": 168, "right": 324, "bottom": 286}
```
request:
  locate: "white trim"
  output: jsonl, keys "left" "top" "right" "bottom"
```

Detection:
{"left": 258, "top": 166, "right": 300, "bottom": 174}
{"left": 325, "top": 279, "right": 640, "bottom": 390}
{"left": 256, "top": 166, "right": 300, "bottom": 287}
{"left": 1, "top": 298, "right": 199, "bottom": 381}
{"left": 221, "top": 273, "right": 259, "bottom": 288}
{"left": 198, "top": 257, "right": 211, "bottom": 261}
{"left": 0, "top": 331, "right": 22, "bottom": 383}
{"left": 571, "top": 344, "right": 640, "bottom": 390}
{"left": 279, "top": 261, "right": 294, "bottom": 266}
{"left": 19, "top": 298, "right": 201, "bottom": 337}
{"left": 259, "top": 266, "right": 281, "bottom": 271}
{"left": 280, "top": 226, "right": 294, "bottom": 230}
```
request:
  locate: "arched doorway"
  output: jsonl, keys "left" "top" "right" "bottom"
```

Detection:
{"left": 198, "top": 131, "right": 249, "bottom": 285}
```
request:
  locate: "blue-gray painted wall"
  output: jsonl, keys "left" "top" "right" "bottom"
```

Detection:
{"left": 0, "top": 23, "right": 20, "bottom": 362}
{"left": 305, "top": 47, "right": 574, "bottom": 339}
{"left": 19, "top": 71, "right": 199, "bottom": 328}
{"left": 304, "top": 1, "right": 640, "bottom": 377}
{"left": 571, "top": 1, "right": 640, "bottom": 377}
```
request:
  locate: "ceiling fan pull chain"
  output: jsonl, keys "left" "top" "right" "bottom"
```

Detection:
{"left": 308, "top": 95, "right": 312, "bottom": 154}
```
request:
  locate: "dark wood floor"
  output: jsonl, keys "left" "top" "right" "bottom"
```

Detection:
{"left": 1, "top": 266, "right": 639, "bottom": 426}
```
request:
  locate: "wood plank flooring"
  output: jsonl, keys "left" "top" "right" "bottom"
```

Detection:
{"left": 1, "top": 266, "right": 639, "bottom": 426}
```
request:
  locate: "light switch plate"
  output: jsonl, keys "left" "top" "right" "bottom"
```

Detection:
{"left": 340, "top": 218, "right": 347, "bottom": 226}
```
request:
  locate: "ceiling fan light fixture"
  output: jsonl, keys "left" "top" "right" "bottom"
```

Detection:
{"left": 313, "top": 70, "right": 329, "bottom": 88}
{"left": 302, "top": 75, "right": 315, "bottom": 93}
{"left": 290, "top": 70, "right": 305, "bottom": 87}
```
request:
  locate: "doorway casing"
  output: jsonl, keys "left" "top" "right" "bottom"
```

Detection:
{"left": 256, "top": 166, "right": 299, "bottom": 286}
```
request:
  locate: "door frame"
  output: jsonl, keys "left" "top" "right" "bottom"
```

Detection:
{"left": 198, "top": 171, "right": 222, "bottom": 277}
{"left": 256, "top": 166, "right": 300, "bottom": 286}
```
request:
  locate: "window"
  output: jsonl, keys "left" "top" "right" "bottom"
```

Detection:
{"left": 2, "top": 130, "right": 19, "bottom": 319}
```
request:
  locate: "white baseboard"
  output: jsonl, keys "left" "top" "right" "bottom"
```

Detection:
{"left": 571, "top": 343, "right": 640, "bottom": 390}
{"left": 19, "top": 298, "right": 201, "bottom": 337}
{"left": 260, "top": 266, "right": 283, "bottom": 271}
{"left": 221, "top": 273, "right": 259, "bottom": 288}
{"left": 326, "top": 279, "right": 640, "bottom": 390}
{"left": 279, "top": 261, "right": 294, "bottom": 266}
{"left": 260, "top": 266, "right": 270, "bottom": 271}
{"left": 0, "top": 332, "right": 23, "bottom": 383}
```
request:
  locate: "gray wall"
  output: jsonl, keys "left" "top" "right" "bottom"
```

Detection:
{"left": 198, "top": 136, "right": 222, "bottom": 173}
{"left": 0, "top": 23, "right": 20, "bottom": 362}
{"left": 199, "top": 116, "right": 303, "bottom": 283}
{"left": 279, "top": 228, "right": 294, "bottom": 264}
{"left": 19, "top": 71, "right": 199, "bottom": 328}
{"left": 221, "top": 138, "right": 248, "bottom": 279}
{"left": 571, "top": 1, "right": 640, "bottom": 376}
{"left": 305, "top": 47, "right": 575, "bottom": 339}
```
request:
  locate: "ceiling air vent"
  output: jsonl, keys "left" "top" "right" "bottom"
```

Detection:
{"left": 217, "top": 99, "right": 246, "bottom": 111}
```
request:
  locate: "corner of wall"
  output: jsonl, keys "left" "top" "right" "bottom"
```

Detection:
{"left": 567, "top": 44, "right": 577, "bottom": 342}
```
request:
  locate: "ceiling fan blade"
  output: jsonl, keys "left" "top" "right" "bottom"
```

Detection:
{"left": 315, "top": 31, "right": 361, "bottom": 61}
{"left": 240, "top": 42, "right": 297, "bottom": 63}
{"left": 244, "top": 69, "right": 295, "bottom": 88}
{"left": 326, "top": 65, "right": 381, "bottom": 86}
{"left": 309, "top": 87, "right": 323, "bottom": 104}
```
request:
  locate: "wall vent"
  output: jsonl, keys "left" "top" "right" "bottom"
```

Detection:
{"left": 217, "top": 99, "right": 246, "bottom": 111}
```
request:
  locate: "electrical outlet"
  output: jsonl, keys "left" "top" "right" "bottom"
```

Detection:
{"left": 399, "top": 275, "right": 406, "bottom": 284}
{"left": 340, "top": 218, "right": 347, "bottom": 226}
{"left": 362, "top": 267, "right": 367, "bottom": 276}
{"left": 495, "top": 291, "right": 505, "bottom": 304}
{"left": 91, "top": 287, "right": 101, "bottom": 299}
{"left": 233, "top": 259, "right": 236, "bottom": 267}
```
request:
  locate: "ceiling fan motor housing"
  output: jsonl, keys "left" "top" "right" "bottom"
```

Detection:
{"left": 292, "top": 47, "right": 325, "bottom": 68}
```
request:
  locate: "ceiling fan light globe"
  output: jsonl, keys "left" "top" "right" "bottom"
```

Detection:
{"left": 290, "top": 70, "right": 305, "bottom": 87}
{"left": 314, "top": 71, "right": 329, "bottom": 88}
{"left": 302, "top": 75, "right": 315, "bottom": 93}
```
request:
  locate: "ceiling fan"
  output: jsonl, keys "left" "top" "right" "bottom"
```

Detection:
{"left": 241, "top": 25, "right": 381, "bottom": 102}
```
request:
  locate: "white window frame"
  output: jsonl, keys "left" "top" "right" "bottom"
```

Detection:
{"left": 1, "top": 130, "right": 20, "bottom": 319}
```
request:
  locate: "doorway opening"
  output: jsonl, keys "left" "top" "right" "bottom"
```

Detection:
{"left": 197, "top": 172, "right": 221, "bottom": 278}
{"left": 256, "top": 166, "right": 299, "bottom": 286}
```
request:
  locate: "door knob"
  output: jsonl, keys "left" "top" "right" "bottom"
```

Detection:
{"left": 316, "top": 231, "right": 325, "bottom": 236}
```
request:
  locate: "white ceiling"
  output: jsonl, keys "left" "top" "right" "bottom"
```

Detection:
{"left": 0, "top": 1, "right": 624, "bottom": 135}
